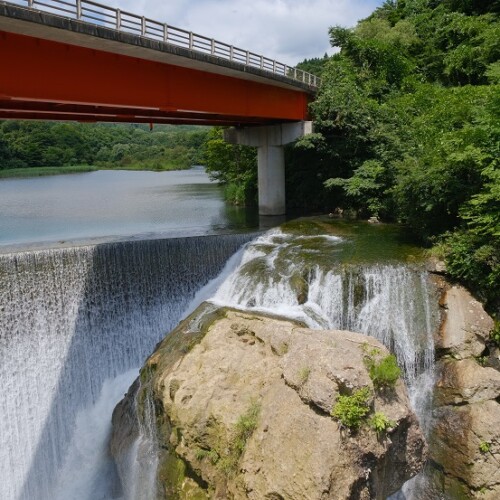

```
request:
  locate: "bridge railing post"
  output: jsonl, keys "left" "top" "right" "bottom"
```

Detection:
{"left": 163, "top": 24, "right": 168, "bottom": 42}
{"left": 141, "top": 16, "right": 146, "bottom": 36}
{"left": 28, "top": 0, "right": 33, "bottom": 7}
{"left": 76, "top": 0, "right": 81, "bottom": 20}
{"left": 230, "top": 46, "right": 234, "bottom": 62}
{"left": 189, "top": 32, "right": 194, "bottom": 50}
{"left": 211, "top": 39, "right": 215, "bottom": 55}
{"left": 116, "top": 9, "right": 121, "bottom": 30}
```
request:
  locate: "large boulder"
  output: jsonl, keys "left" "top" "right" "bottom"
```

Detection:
{"left": 435, "top": 359, "right": 500, "bottom": 406}
{"left": 430, "top": 284, "right": 500, "bottom": 499}
{"left": 437, "top": 285, "right": 494, "bottom": 359}
{"left": 111, "top": 304, "right": 427, "bottom": 499}
{"left": 431, "top": 401, "right": 500, "bottom": 498}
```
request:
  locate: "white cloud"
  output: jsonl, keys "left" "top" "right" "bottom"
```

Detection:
{"left": 108, "top": 0, "right": 382, "bottom": 65}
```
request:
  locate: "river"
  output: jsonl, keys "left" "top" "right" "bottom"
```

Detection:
{"left": 0, "top": 168, "right": 257, "bottom": 249}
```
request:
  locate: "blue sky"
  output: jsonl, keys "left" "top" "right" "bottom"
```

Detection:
{"left": 107, "top": 0, "right": 384, "bottom": 65}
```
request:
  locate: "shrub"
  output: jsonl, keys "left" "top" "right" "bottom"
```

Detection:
{"left": 369, "top": 412, "right": 395, "bottom": 437}
{"left": 331, "top": 387, "right": 371, "bottom": 430}
{"left": 365, "top": 353, "right": 401, "bottom": 389}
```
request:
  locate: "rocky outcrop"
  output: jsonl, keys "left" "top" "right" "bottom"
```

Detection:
{"left": 436, "top": 285, "right": 494, "bottom": 359}
{"left": 430, "top": 285, "right": 500, "bottom": 499}
{"left": 111, "top": 304, "right": 427, "bottom": 499}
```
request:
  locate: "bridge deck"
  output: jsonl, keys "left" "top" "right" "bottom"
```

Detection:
{"left": 0, "top": 1, "right": 318, "bottom": 125}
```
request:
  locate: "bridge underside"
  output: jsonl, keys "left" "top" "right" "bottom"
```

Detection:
{"left": 0, "top": 31, "right": 310, "bottom": 126}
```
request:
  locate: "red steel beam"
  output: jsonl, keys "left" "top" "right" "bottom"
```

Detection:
{"left": 0, "top": 31, "right": 310, "bottom": 125}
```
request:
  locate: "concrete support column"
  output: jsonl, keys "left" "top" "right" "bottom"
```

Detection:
{"left": 224, "top": 121, "right": 312, "bottom": 216}
{"left": 258, "top": 145, "right": 285, "bottom": 215}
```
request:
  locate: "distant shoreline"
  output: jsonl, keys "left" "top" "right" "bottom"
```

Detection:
{"left": 0, "top": 164, "right": 192, "bottom": 179}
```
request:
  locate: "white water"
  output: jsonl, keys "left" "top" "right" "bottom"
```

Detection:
{"left": 211, "top": 230, "right": 437, "bottom": 386}
{"left": 51, "top": 369, "right": 138, "bottom": 500}
{"left": 0, "top": 234, "right": 253, "bottom": 500}
{"left": 209, "top": 230, "right": 439, "bottom": 497}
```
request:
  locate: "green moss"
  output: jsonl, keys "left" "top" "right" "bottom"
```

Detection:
{"left": 159, "top": 450, "right": 208, "bottom": 499}
{"left": 158, "top": 453, "right": 187, "bottom": 499}
{"left": 298, "top": 366, "right": 311, "bottom": 386}
{"left": 207, "top": 402, "right": 261, "bottom": 477}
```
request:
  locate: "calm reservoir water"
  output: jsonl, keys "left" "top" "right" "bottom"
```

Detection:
{"left": 0, "top": 168, "right": 256, "bottom": 248}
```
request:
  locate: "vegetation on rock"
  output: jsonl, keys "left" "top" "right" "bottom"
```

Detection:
{"left": 369, "top": 412, "right": 396, "bottom": 437}
{"left": 479, "top": 441, "right": 491, "bottom": 453}
{"left": 331, "top": 386, "right": 372, "bottom": 430}
{"left": 364, "top": 351, "right": 402, "bottom": 389}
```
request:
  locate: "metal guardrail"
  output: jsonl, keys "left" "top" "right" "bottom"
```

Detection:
{"left": 6, "top": 0, "right": 321, "bottom": 88}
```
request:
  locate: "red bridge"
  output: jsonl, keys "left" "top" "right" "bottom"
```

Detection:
{"left": 0, "top": 0, "right": 319, "bottom": 215}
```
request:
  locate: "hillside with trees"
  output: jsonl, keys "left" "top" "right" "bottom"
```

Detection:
{"left": 0, "top": 121, "right": 208, "bottom": 172}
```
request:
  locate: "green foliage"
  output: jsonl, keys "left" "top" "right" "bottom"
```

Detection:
{"left": 476, "top": 355, "right": 488, "bottom": 366}
{"left": 233, "top": 401, "right": 260, "bottom": 454}
{"left": 479, "top": 441, "right": 491, "bottom": 453}
{"left": 331, "top": 387, "right": 371, "bottom": 430}
{"left": 365, "top": 353, "right": 401, "bottom": 389}
{"left": 296, "top": 54, "right": 330, "bottom": 76}
{"left": 490, "top": 321, "right": 500, "bottom": 347}
{"left": 291, "top": 0, "right": 499, "bottom": 307}
{"left": 0, "top": 165, "right": 96, "bottom": 178}
{"left": 0, "top": 121, "right": 209, "bottom": 172}
{"left": 202, "top": 127, "right": 257, "bottom": 206}
{"left": 196, "top": 402, "right": 261, "bottom": 478}
{"left": 436, "top": 159, "right": 499, "bottom": 309}
{"left": 369, "top": 412, "right": 395, "bottom": 436}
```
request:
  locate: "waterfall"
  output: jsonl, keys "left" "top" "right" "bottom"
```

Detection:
{"left": 211, "top": 231, "right": 438, "bottom": 377}
{"left": 209, "top": 229, "right": 439, "bottom": 496}
{"left": 0, "top": 233, "right": 254, "bottom": 500}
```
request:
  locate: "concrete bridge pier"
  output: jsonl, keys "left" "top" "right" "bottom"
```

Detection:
{"left": 224, "top": 121, "right": 313, "bottom": 216}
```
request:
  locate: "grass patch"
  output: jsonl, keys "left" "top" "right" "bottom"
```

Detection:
{"left": 298, "top": 366, "right": 311, "bottom": 386}
{"left": 362, "top": 344, "right": 401, "bottom": 389}
{"left": 0, "top": 165, "right": 97, "bottom": 178}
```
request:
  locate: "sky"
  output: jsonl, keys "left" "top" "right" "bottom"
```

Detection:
{"left": 106, "top": 0, "right": 384, "bottom": 65}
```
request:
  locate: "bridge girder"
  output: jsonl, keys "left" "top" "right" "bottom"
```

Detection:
{"left": 0, "top": 30, "right": 310, "bottom": 125}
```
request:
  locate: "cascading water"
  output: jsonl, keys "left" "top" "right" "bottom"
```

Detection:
{"left": 208, "top": 229, "right": 439, "bottom": 497}
{"left": 0, "top": 233, "right": 254, "bottom": 500}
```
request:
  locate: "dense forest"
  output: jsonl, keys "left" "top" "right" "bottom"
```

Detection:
{"left": 0, "top": 121, "right": 208, "bottom": 172}
{"left": 204, "top": 0, "right": 499, "bottom": 311}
